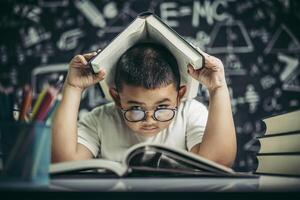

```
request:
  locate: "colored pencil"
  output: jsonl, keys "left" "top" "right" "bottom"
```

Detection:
{"left": 30, "top": 86, "right": 48, "bottom": 121}
{"left": 19, "top": 85, "right": 33, "bottom": 121}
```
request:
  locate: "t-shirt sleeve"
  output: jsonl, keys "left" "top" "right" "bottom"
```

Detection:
{"left": 185, "top": 100, "right": 208, "bottom": 151}
{"left": 77, "top": 111, "right": 101, "bottom": 157}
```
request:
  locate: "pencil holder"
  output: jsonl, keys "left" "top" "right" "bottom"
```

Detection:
{"left": 0, "top": 121, "right": 51, "bottom": 186}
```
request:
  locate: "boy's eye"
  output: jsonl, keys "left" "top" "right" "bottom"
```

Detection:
{"left": 130, "top": 106, "right": 143, "bottom": 110}
{"left": 157, "top": 104, "right": 169, "bottom": 109}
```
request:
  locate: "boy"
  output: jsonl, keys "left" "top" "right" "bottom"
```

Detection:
{"left": 52, "top": 43, "right": 236, "bottom": 167}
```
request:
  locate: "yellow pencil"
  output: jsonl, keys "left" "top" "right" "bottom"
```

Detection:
{"left": 30, "top": 86, "right": 48, "bottom": 121}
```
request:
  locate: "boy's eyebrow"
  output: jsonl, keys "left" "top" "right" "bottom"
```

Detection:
{"left": 127, "top": 100, "right": 145, "bottom": 105}
{"left": 155, "top": 98, "right": 171, "bottom": 104}
{"left": 126, "top": 98, "right": 171, "bottom": 105}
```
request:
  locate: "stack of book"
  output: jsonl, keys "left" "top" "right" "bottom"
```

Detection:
{"left": 255, "top": 110, "right": 300, "bottom": 176}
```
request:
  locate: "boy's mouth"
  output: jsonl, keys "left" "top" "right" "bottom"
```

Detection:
{"left": 141, "top": 126, "right": 158, "bottom": 132}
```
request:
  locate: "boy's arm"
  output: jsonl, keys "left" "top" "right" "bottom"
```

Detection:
{"left": 188, "top": 51, "right": 237, "bottom": 167}
{"left": 190, "top": 85, "right": 236, "bottom": 167}
{"left": 52, "top": 84, "right": 92, "bottom": 162}
{"left": 52, "top": 53, "right": 106, "bottom": 163}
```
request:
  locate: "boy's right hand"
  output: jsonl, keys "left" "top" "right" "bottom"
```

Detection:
{"left": 65, "top": 52, "right": 106, "bottom": 91}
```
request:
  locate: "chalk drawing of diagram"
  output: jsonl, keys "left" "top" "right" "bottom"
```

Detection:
{"left": 264, "top": 24, "right": 300, "bottom": 54}
{"left": 207, "top": 20, "right": 254, "bottom": 54}
{"left": 277, "top": 54, "right": 300, "bottom": 92}
{"left": 283, "top": 70, "right": 300, "bottom": 92}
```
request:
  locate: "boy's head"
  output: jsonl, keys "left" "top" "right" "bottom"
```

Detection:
{"left": 114, "top": 42, "right": 180, "bottom": 92}
{"left": 109, "top": 42, "right": 186, "bottom": 137}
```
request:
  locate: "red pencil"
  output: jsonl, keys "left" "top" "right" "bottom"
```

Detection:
{"left": 19, "top": 85, "right": 33, "bottom": 121}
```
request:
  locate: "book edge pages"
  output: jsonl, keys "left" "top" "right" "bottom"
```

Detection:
{"left": 262, "top": 110, "right": 300, "bottom": 135}
{"left": 256, "top": 155, "right": 300, "bottom": 175}
{"left": 258, "top": 134, "right": 300, "bottom": 154}
{"left": 123, "top": 143, "right": 235, "bottom": 174}
{"left": 49, "top": 159, "right": 128, "bottom": 177}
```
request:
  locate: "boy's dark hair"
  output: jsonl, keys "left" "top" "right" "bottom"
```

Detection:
{"left": 114, "top": 42, "right": 180, "bottom": 92}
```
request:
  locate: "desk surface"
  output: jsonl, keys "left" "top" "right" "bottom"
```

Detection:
{"left": 1, "top": 174, "right": 300, "bottom": 192}
{"left": 48, "top": 174, "right": 300, "bottom": 192}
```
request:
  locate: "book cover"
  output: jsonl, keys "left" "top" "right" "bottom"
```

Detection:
{"left": 88, "top": 12, "right": 204, "bottom": 101}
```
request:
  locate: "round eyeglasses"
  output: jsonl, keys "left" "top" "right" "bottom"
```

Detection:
{"left": 121, "top": 107, "right": 177, "bottom": 122}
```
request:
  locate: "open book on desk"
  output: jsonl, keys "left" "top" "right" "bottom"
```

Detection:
{"left": 88, "top": 12, "right": 204, "bottom": 101}
{"left": 50, "top": 143, "right": 255, "bottom": 178}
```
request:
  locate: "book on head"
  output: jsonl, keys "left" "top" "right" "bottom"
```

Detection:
{"left": 88, "top": 12, "right": 204, "bottom": 101}
{"left": 50, "top": 143, "right": 254, "bottom": 177}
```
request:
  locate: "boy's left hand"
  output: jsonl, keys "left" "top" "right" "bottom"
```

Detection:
{"left": 187, "top": 49, "right": 226, "bottom": 93}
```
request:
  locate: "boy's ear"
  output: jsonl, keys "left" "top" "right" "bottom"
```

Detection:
{"left": 177, "top": 85, "right": 187, "bottom": 102}
{"left": 109, "top": 88, "right": 121, "bottom": 108}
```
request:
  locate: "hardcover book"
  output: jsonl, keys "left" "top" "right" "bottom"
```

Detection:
{"left": 88, "top": 12, "right": 204, "bottom": 101}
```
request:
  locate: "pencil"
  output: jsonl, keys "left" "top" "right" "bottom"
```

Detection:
{"left": 30, "top": 86, "right": 48, "bottom": 121}
{"left": 19, "top": 85, "right": 33, "bottom": 121}
{"left": 45, "top": 94, "right": 62, "bottom": 126}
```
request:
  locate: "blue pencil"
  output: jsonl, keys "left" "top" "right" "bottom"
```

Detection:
{"left": 45, "top": 94, "right": 62, "bottom": 126}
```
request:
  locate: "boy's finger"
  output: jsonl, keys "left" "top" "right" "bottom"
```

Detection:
{"left": 93, "top": 69, "right": 106, "bottom": 82}
{"left": 195, "top": 46, "right": 222, "bottom": 69}
{"left": 195, "top": 47, "right": 219, "bottom": 69}
{"left": 82, "top": 52, "right": 98, "bottom": 60}
{"left": 204, "top": 56, "right": 222, "bottom": 71}
{"left": 73, "top": 55, "right": 88, "bottom": 65}
{"left": 72, "top": 64, "right": 90, "bottom": 69}
{"left": 187, "top": 64, "right": 199, "bottom": 78}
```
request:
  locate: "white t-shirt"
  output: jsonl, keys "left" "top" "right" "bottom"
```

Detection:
{"left": 77, "top": 99, "right": 208, "bottom": 162}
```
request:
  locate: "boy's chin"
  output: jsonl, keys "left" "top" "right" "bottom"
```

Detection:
{"left": 136, "top": 128, "right": 161, "bottom": 138}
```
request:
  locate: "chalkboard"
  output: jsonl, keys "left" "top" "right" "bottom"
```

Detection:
{"left": 0, "top": 0, "right": 299, "bottom": 172}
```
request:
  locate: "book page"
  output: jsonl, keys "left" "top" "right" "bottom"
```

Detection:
{"left": 123, "top": 143, "right": 235, "bottom": 175}
{"left": 50, "top": 159, "right": 128, "bottom": 177}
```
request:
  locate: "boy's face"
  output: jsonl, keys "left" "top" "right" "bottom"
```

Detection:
{"left": 111, "top": 83, "right": 185, "bottom": 138}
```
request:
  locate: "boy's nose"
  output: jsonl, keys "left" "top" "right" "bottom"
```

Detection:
{"left": 144, "top": 111, "right": 155, "bottom": 122}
